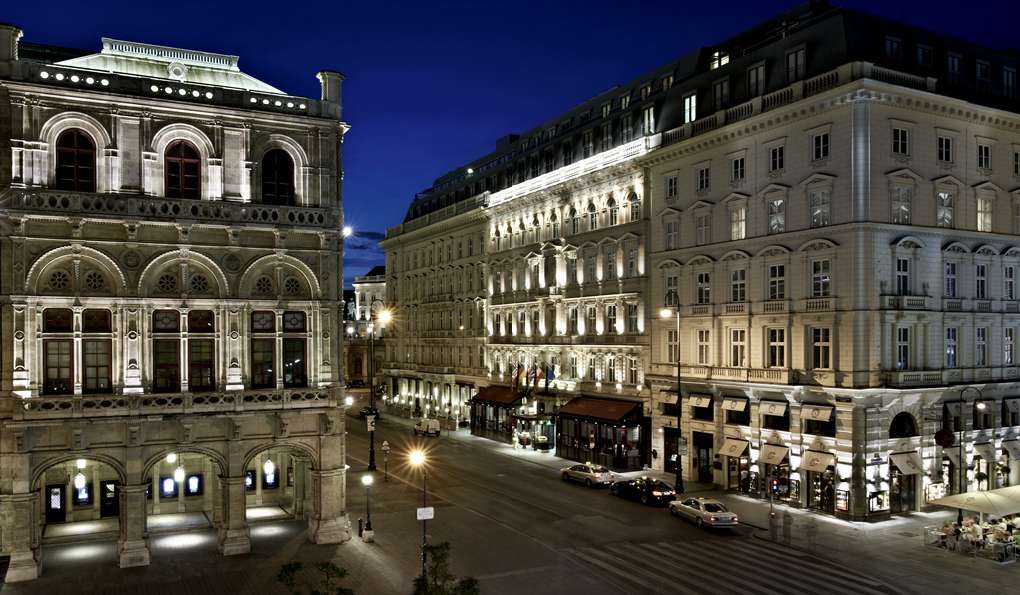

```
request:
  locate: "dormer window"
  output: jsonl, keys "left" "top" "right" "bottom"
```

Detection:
{"left": 710, "top": 51, "right": 729, "bottom": 70}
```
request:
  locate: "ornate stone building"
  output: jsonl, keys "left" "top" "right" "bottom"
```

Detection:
{"left": 0, "top": 27, "right": 350, "bottom": 580}
{"left": 344, "top": 266, "right": 387, "bottom": 385}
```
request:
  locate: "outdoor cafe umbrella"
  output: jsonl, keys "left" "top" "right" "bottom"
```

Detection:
{"left": 929, "top": 488, "right": 1020, "bottom": 520}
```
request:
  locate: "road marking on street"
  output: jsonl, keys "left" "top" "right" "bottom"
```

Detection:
{"left": 567, "top": 537, "right": 896, "bottom": 595}
{"left": 474, "top": 564, "right": 559, "bottom": 580}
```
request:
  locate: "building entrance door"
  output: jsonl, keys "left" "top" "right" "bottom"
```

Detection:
{"left": 692, "top": 432, "right": 714, "bottom": 483}
{"left": 45, "top": 484, "right": 66, "bottom": 524}
{"left": 100, "top": 480, "right": 120, "bottom": 518}
{"left": 891, "top": 469, "right": 916, "bottom": 513}
{"left": 663, "top": 427, "right": 680, "bottom": 474}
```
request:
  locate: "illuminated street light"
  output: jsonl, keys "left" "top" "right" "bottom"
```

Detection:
{"left": 409, "top": 449, "right": 429, "bottom": 576}
{"left": 173, "top": 465, "right": 186, "bottom": 484}
{"left": 76, "top": 459, "right": 87, "bottom": 470}
{"left": 342, "top": 225, "right": 353, "bottom": 238}
{"left": 344, "top": 395, "right": 354, "bottom": 407}
{"left": 166, "top": 452, "right": 178, "bottom": 464}
{"left": 74, "top": 472, "right": 87, "bottom": 489}
{"left": 659, "top": 308, "right": 673, "bottom": 319}
{"left": 362, "top": 473, "right": 374, "bottom": 537}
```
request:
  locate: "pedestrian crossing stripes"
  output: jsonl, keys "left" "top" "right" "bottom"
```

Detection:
{"left": 566, "top": 536, "right": 895, "bottom": 595}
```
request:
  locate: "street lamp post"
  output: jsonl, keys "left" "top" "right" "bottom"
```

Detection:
{"left": 361, "top": 474, "right": 374, "bottom": 541}
{"left": 409, "top": 449, "right": 428, "bottom": 578}
{"left": 958, "top": 386, "right": 983, "bottom": 525}
{"left": 367, "top": 306, "right": 391, "bottom": 471}
{"left": 659, "top": 304, "right": 684, "bottom": 495}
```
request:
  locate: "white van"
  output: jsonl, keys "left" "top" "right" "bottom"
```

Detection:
{"left": 413, "top": 418, "right": 441, "bottom": 437}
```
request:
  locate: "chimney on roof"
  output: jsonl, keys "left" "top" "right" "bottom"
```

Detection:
{"left": 316, "top": 70, "right": 345, "bottom": 119}
{"left": 0, "top": 23, "right": 23, "bottom": 78}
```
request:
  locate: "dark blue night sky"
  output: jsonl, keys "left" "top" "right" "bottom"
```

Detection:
{"left": 4, "top": 0, "right": 1018, "bottom": 283}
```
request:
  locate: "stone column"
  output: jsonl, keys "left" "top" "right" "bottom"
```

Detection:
{"left": 217, "top": 476, "right": 251, "bottom": 555}
{"left": 307, "top": 467, "right": 350, "bottom": 544}
{"left": 292, "top": 457, "right": 307, "bottom": 518}
{"left": 118, "top": 484, "right": 150, "bottom": 568}
{"left": 2, "top": 493, "right": 39, "bottom": 582}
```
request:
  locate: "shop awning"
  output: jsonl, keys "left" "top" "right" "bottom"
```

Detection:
{"left": 943, "top": 447, "right": 962, "bottom": 467}
{"left": 929, "top": 488, "right": 1020, "bottom": 517}
{"left": 973, "top": 442, "right": 997, "bottom": 462}
{"left": 799, "top": 450, "right": 835, "bottom": 473}
{"left": 722, "top": 397, "right": 747, "bottom": 411}
{"left": 471, "top": 385, "right": 523, "bottom": 406}
{"left": 759, "top": 400, "right": 788, "bottom": 416}
{"left": 689, "top": 394, "right": 712, "bottom": 408}
{"left": 760, "top": 444, "right": 789, "bottom": 465}
{"left": 1006, "top": 399, "right": 1020, "bottom": 414}
{"left": 1002, "top": 440, "right": 1020, "bottom": 459}
{"left": 801, "top": 404, "right": 833, "bottom": 422}
{"left": 890, "top": 451, "right": 925, "bottom": 475}
{"left": 719, "top": 438, "right": 749, "bottom": 457}
{"left": 557, "top": 397, "right": 642, "bottom": 423}
{"left": 942, "top": 401, "right": 962, "bottom": 416}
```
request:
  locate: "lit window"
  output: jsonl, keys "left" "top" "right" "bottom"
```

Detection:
{"left": 710, "top": 51, "right": 730, "bottom": 69}
{"left": 683, "top": 93, "right": 697, "bottom": 124}
{"left": 162, "top": 477, "right": 177, "bottom": 497}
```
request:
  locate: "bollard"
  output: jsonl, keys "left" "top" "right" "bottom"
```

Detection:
{"left": 357, "top": 517, "right": 363, "bottom": 538}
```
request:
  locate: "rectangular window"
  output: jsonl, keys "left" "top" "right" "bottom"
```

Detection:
{"left": 730, "top": 328, "right": 746, "bottom": 367}
{"left": 769, "top": 145, "right": 785, "bottom": 172}
{"left": 812, "top": 328, "right": 831, "bottom": 369}
{"left": 884, "top": 36, "right": 902, "bottom": 59}
{"left": 619, "top": 94, "right": 630, "bottom": 110}
{"left": 730, "top": 269, "right": 746, "bottom": 303}
{"left": 768, "top": 264, "right": 785, "bottom": 300}
{"left": 585, "top": 306, "right": 597, "bottom": 333}
{"left": 642, "top": 105, "right": 655, "bottom": 135}
{"left": 892, "top": 186, "right": 912, "bottom": 224}
{"left": 896, "top": 258, "right": 911, "bottom": 295}
{"left": 664, "top": 220, "right": 679, "bottom": 250}
{"left": 976, "top": 327, "right": 988, "bottom": 367}
{"left": 82, "top": 339, "right": 111, "bottom": 394}
{"left": 1006, "top": 265, "right": 1015, "bottom": 300}
{"left": 809, "top": 188, "right": 831, "bottom": 227}
{"left": 944, "top": 262, "right": 957, "bottom": 297}
{"left": 251, "top": 338, "right": 275, "bottom": 389}
{"left": 767, "top": 328, "right": 786, "bottom": 367}
{"left": 785, "top": 48, "right": 805, "bottom": 82}
{"left": 188, "top": 339, "right": 215, "bottom": 392}
{"left": 626, "top": 303, "right": 638, "bottom": 332}
{"left": 696, "top": 213, "right": 710, "bottom": 246}
{"left": 936, "top": 189, "right": 954, "bottom": 227}
{"left": 665, "top": 174, "right": 678, "bottom": 201}
{"left": 978, "top": 144, "right": 992, "bottom": 170}
{"left": 667, "top": 330, "right": 678, "bottom": 363}
{"left": 976, "top": 60, "right": 991, "bottom": 88}
{"left": 568, "top": 307, "right": 578, "bottom": 334}
{"left": 812, "top": 133, "right": 830, "bottom": 161}
{"left": 43, "top": 339, "right": 73, "bottom": 395}
{"left": 606, "top": 305, "right": 618, "bottom": 334}
{"left": 768, "top": 197, "right": 785, "bottom": 234}
{"left": 683, "top": 92, "right": 697, "bottom": 124}
{"left": 892, "top": 127, "right": 910, "bottom": 156}
{"left": 626, "top": 248, "right": 637, "bottom": 277}
{"left": 977, "top": 197, "right": 992, "bottom": 232}
{"left": 812, "top": 259, "right": 831, "bottom": 297}
{"left": 937, "top": 135, "right": 954, "bottom": 163}
{"left": 603, "top": 247, "right": 616, "bottom": 281}
{"left": 697, "top": 166, "right": 710, "bottom": 191}
{"left": 945, "top": 327, "right": 958, "bottom": 368}
{"left": 947, "top": 53, "right": 961, "bottom": 84}
{"left": 696, "top": 272, "right": 711, "bottom": 304}
{"left": 731, "top": 157, "right": 745, "bottom": 182}
{"left": 601, "top": 102, "right": 611, "bottom": 118}
{"left": 729, "top": 206, "right": 746, "bottom": 240}
{"left": 1005, "top": 68, "right": 1017, "bottom": 99}
{"left": 1005, "top": 328, "right": 1015, "bottom": 366}
{"left": 713, "top": 79, "right": 729, "bottom": 109}
{"left": 747, "top": 64, "right": 765, "bottom": 96}
{"left": 664, "top": 273, "right": 679, "bottom": 306}
{"left": 153, "top": 339, "right": 180, "bottom": 393}
{"left": 976, "top": 264, "right": 987, "bottom": 299}
{"left": 697, "top": 329, "right": 711, "bottom": 365}
{"left": 896, "top": 327, "right": 910, "bottom": 370}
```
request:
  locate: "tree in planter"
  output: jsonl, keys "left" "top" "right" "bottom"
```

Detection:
{"left": 413, "top": 542, "right": 480, "bottom": 595}
{"left": 974, "top": 471, "right": 989, "bottom": 490}
{"left": 277, "top": 561, "right": 355, "bottom": 595}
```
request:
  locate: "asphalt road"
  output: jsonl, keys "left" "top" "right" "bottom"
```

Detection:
{"left": 343, "top": 406, "right": 898, "bottom": 595}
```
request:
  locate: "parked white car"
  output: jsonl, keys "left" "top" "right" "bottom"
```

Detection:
{"left": 413, "top": 418, "right": 441, "bottom": 437}
{"left": 560, "top": 463, "right": 614, "bottom": 487}
{"left": 668, "top": 497, "right": 739, "bottom": 528}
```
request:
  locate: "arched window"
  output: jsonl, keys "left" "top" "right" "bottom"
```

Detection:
{"left": 607, "top": 197, "right": 619, "bottom": 226}
{"left": 628, "top": 192, "right": 641, "bottom": 221}
{"left": 587, "top": 203, "right": 598, "bottom": 230}
{"left": 261, "top": 149, "right": 295, "bottom": 206}
{"left": 165, "top": 140, "right": 201, "bottom": 199}
{"left": 889, "top": 412, "right": 919, "bottom": 438}
{"left": 55, "top": 129, "right": 96, "bottom": 192}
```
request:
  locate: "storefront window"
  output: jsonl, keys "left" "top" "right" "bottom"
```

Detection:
{"left": 868, "top": 491, "right": 890, "bottom": 512}
{"left": 160, "top": 476, "right": 178, "bottom": 498}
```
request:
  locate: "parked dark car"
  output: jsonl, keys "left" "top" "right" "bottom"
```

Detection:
{"left": 359, "top": 406, "right": 380, "bottom": 419}
{"left": 609, "top": 477, "right": 676, "bottom": 506}
{"left": 346, "top": 380, "right": 365, "bottom": 389}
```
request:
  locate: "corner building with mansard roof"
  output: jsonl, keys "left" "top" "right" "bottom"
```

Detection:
{"left": 383, "top": 2, "right": 1020, "bottom": 522}
{"left": 0, "top": 27, "right": 351, "bottom": 580}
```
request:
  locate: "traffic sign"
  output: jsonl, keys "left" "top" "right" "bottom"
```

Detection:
{"left": 366, "top": 414, "right": 376, "bottom": 432}
{"left": 416, "top": 506, "right": 434, "bottom": 521}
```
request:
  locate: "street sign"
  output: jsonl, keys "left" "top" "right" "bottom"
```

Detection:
{"left": 366, "top": 414, "right": 376, "bottom": 432}
{"left": 416, "top": 506, "right": 434, "bottom": 521}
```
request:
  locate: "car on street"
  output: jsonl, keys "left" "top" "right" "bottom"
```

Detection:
{"left": 560, "top": 463, "right": 614, "bottom": 487}
{"left": 359, "top": 406, "right": 380, "bottom": 419}
{"left": 413, "top": 418, "right": 441, "bottom": 437}
{"left": 668, "top": 497, "right": 739, "bottom": 528}
{"left": 609, "top": 477, "right": 676, "bottom": 506}
{"left": 345, "top": 380, "right": 365, "bottom": 388}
